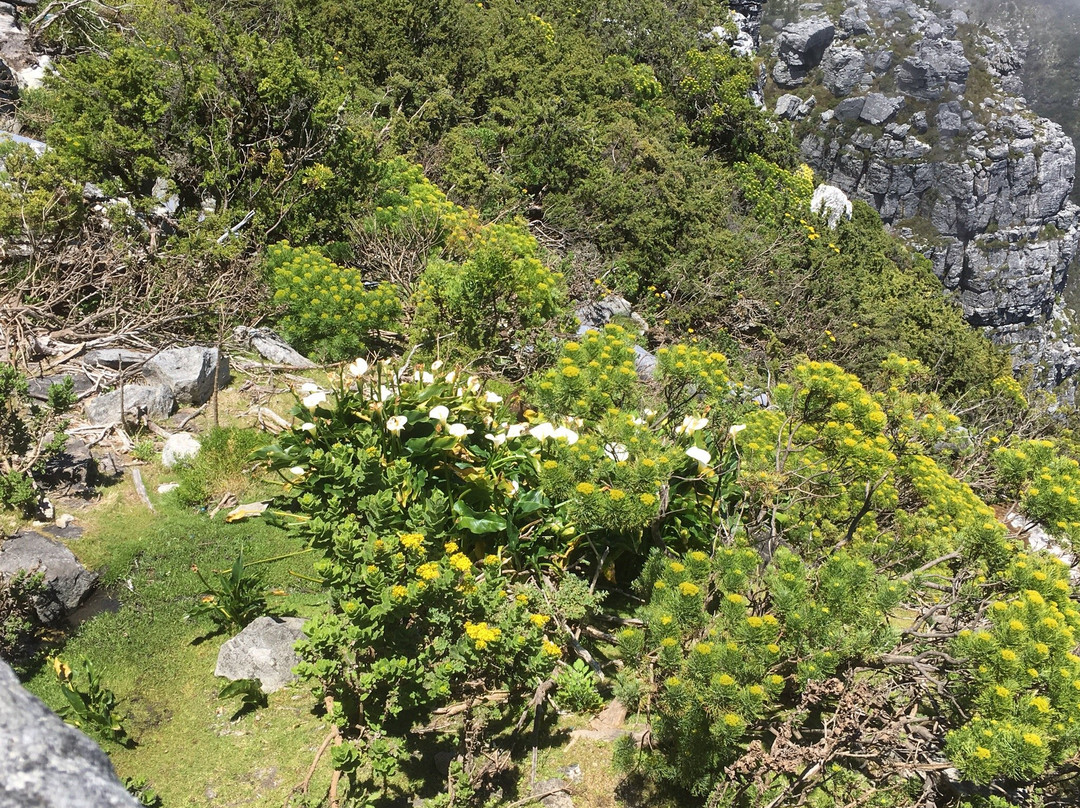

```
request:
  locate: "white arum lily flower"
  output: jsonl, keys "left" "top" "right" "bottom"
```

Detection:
{"left": 485, "top": 391, "right": 504, "bottom": 404}
{"left": 507, "top": 480, "right": 520, "bottom": 496}
{"left": 300, "top": 382, "right": 320, "bottom": 394}
{"left": 506, "top": 423, "right": 529, "bottom": 439}
{"left": 288, "top": 466, "right": 306, "bottom": 476}
{"left": 419, "top": 372, "right": 434, "bottom": 384}
{"left": 728, "top": 424, "right": 747, "bottom": 439}
{"left": 530, "top": 422, "right": 556, "bottom": 441}
{"left": 486, "top": 433, "right": 507, "bottom": 447}
{"left": 631, "top": 416, "right": 645, "bottom": 426}
{"left": 431, "top": 360, "right": 444, "bottom": 372}
{"left": 379, "top": 385, "right": 395, "bottom": 402}
{"left": 553, "top": 426, "right": 579, "bottom": 445}
{"left": 302, "top": 391, "right": 327, "bottom": 410}
{"left": 448, "top": 423, "right": 473, "bottom": 439}
{"left": 429, "top": 405, "right": 450, "bottom": 423}
{"left": 605, "top": 442, "right": 629, "bottom": 462}
{"left": 300, "top": 422, "right": 316, "bottom": 434}
{"left": 467, "top": 375, "right": 482, "bottom": 393}
{"left": 446, "top": 370, "right": 458, "bottom": 384}
{"left": 347, "top": 358, "right": 369, "bottom": 378}
{"left": 386, "top": 415, "right": 408, "bottom": 435}
{"left": 676, "top": 415, "right": 709, "bottom": 435}
{"left": 685, "top": 446, "right": 712, "bottom": 472}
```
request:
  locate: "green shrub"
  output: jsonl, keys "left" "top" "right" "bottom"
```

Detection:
{"left": 0, "top": 366, "right": 74, "bottom": 515}
{"left": 267, "top": 241, "right": 401, "bottom": 361}
{"left": 175, "top": 427, "right": 268, "bottom": 507}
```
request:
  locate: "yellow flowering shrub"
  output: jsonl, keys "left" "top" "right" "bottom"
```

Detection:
{"left": 267, "top": 241, "right": 401, "bottom": 361}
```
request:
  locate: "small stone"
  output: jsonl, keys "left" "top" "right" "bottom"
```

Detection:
{"left": 161, "top": 433, "right": 201, "bottom": 469}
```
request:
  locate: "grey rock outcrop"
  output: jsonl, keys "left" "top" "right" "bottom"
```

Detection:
{"left": 765, "top": 0, "right": 1080, "bottom": 397}
{"left": 0, "top": 531, "right": 97, "bottom": 624}
{"left": 83, "top": 384, "right": 175, "bottom": 426}
{"left": 0, "top": 659, "right": 140, "bottom": 808}
{"left": 143, "top": 346, "right": 229, "bottom": 405}
{"left": 822, "top": 45, "right": 865, "bottom": 96}
{"left": 215, "top": 616, "right": 306, "bottom": 693}
{"left": 773, "top": 17, "right": 835, "bottom": 87}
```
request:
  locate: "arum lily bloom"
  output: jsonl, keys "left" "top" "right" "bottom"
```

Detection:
{"left": 446, "top": 370, "right": 458, "bottom": 384}
{"left": 530, "top": 422, "right": 556, "bottom": 441}
{"left": 506, "top": 423, "right": 529, "bottom": 439}
{"left": 302, "top": 391, "right": 327, "bottom": 410}
{"left": 676, "top": 415, "right": 709, "bottom": 435}
{"left": 431, "top": 360, "right": 444, "bottom": 371}
{"left": 288, "top": 466, "right": 306, "bottom": 477}
{"left": 429, "top": 405, "right": 450, "bottom": 422}
{"left": 486, "top": 432, "right": 507, "bottom": 447}
{"left": 728, "top": 424, "right": 747, "bottom": 439}
{"left": 448, "top": 423, "right": 474, "bottom": 438}
{"left": 300, "top": 382, "right": 320, "bottom": 394}
{"left": 485, "top": 391, "right": 504, "bottom": 404}
{"left": 419, "top": 372, "right": 434, "bottom": 384}
{"left": 552, "top": 426, "right": 579, "bottom": 445}
{"left": 347, "top": 358, "right": 369, "bottom": 377}
{"left": 379, "top": 385, "right": 395, "bottom": 402}
{"left": 685, "top": 446, "right": 712, "bottom": 473}
{"left": 604, "top": 442, "right": 629, "bottom": 462}
{"left": 387, "top": 415, "right": 408, "bottom": 435}
{"left": 467, "top": 375, "right": 482, "bottom": 393}
{"left": 300, "top": 422, "right": 317, "bottom": 434}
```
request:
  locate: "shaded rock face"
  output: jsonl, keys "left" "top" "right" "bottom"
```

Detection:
{"left": 0, "top": 659, "right": 140, "bottom": 808}
{"left": 0, "top": 531, "right": 97, "bottom": 624}
{"left": 773, "top": 16, "right": 835, "bottom": 86}
{"left": 762, "top": 0, "right": 1080, "bottom": 397}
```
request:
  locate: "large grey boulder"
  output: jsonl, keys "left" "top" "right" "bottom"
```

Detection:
{"left": 0, "top": 659, "right": 140, "bottom": 808}
{"left": 215, "top": 616, "right": 307, "bottom": 693}
{"left": 25, "top": 372, "right": 95, "bottom": 402}
{"left": 0, "top": 531, "right": 97, "bottom": 624}
{"left": 83, "top": 384, "right": 175, "bottom": 427}
{"left": 858, "top": 93, "right": 904, "bottom": 126}
{"left": 233, "top": 326, "right": 316, "bottom": 368}
{"left": 773, "top": 16, "right": 835, "bottom": 87}
{"left": 143, "top": 346, "right": 229, "bottom": 405}
{"left": 822, "top": 46, "right": 865, "bottom": 96}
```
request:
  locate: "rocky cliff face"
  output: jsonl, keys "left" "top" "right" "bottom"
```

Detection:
{"left": 758, "top": 0, "right": 1080, "bottom": 396}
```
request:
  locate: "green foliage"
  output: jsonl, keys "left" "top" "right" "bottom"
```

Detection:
{"left": 530, "top": 324, "right": 643, "bottom": 419}
{"left": 676, "top": 48, "right": 796, "bottom": 163}
{"left": 52, "top": 655, "right": 129, "bottom": 744}
{"left": 0, "top": 366, "right": 74, "bottom": 514}
{"left": 0, "top": 570, "right": 44, "bottom": 666}
{"left": 267, "top": 241, "right": 401, "bottom": 361}
{"left": 411, "top": 221, "right": 566, "bottom": 356}
{"left": 174, "top": 426, "right": 269, "bottom": 506}
{"left": 187, "top": 552, "right": 271, "bottom": 631}
{"left": 124, "top": 776, "right": 164, "bottom": 808}
{"left": 218, "top": 677, "right": 270, "bottom": 717}
{"left": 555, "top": 658, "right": 604, "bottom": 713}
{"left": 995, "top": 438, "right": 1080, "bottom": 547}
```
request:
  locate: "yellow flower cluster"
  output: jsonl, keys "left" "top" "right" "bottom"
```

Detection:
{"left": 464, "top": 621, "right": 501, "bottom": 650}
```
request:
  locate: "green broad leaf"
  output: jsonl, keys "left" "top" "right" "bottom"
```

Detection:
{"left": 514, "top": 488, "right": 549, "bottom": 515}
{"left": 452, "top": 499, "right": 507, "bottom": 534}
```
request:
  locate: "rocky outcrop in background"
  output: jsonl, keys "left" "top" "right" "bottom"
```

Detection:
{"left": 759, "top": 0, "right": 1080, "bottom": 396}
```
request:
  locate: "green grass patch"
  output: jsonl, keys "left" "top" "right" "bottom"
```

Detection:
{"left": 22, "top": 490, "right": 331, "bottom": 807}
